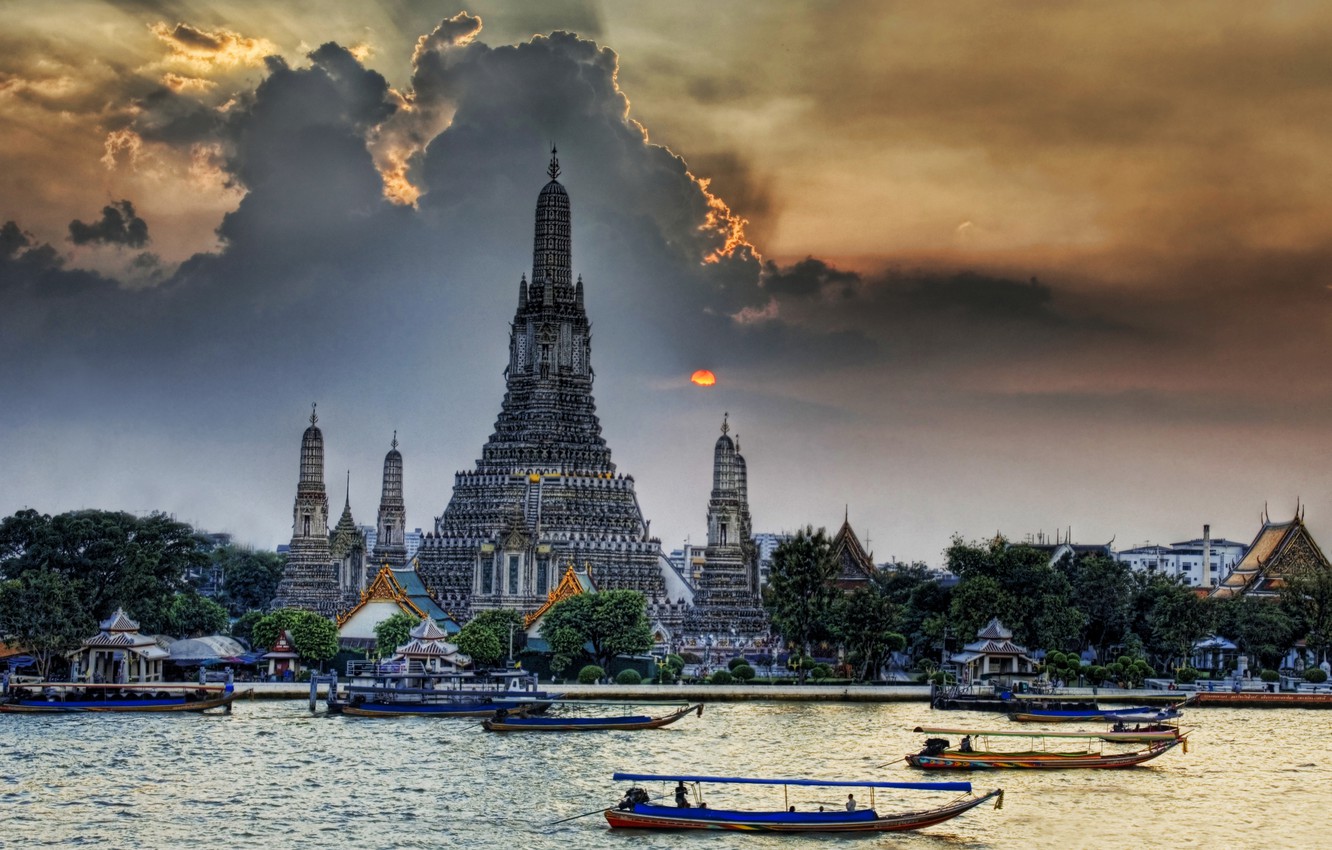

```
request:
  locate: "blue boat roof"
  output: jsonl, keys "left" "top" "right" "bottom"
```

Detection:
{"left": 612, "top": 773, "right": 970, "bottom": 792}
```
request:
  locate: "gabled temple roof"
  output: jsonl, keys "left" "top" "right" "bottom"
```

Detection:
{"left": 830, "top": 517, "right": 876, "bottom": 587}
{"left": 100, "top": 608, "right": 139, "bottom": 633}
{"left": 975, "top": 617, "right": 1013, "bottom": 641}
{"left": 1211, "top": 510, "right": 1330, "bottom": 599}
{"left": 524, "top": 564, "right": 596, "bottom": 628}
{"left": 336, "top": 564, "right": 427, "bottom": 626}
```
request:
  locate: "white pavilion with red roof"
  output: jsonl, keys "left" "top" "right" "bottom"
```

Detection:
{"left": 949, "top": 618, "right": 1038, "bottom": 682}
{"left": 394, "top": 617, "right": 469, "bottom": 672}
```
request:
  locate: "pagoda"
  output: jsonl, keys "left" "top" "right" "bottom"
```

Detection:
{"left": 681, "top": 415, "right": 768, "bottom": 641}
{"left": 416, "top": 150, "right": 686, "bottom": 628}
{"left": 273, "top": 404, "right": 343, "bottom": 615}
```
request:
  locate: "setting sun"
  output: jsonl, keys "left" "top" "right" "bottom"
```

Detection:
{"left": 690, "top": 369, "right": 716, "bottom": 387}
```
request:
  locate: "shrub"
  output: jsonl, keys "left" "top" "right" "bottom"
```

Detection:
{"left": 680, "top": 652, "right": 703, "bottom": 665}
{"left": 928, "top": 670, "right": 956, "bottom": 686}
{"left": 811, "top": 664, "right": 831, "bottom": 681}
{"left": 1260, "top": 669, "right": 1280, "bottom": 683}
{"left": 1175, "top": 667, "right": 1200, "bottom": 684}
{"left": 664, "top": 654, "right": 685, "bottom": 672}
{"left": 709, "top": 669, "right": 734, "bottom": 685}
{"left": 733, "top": 664, "right": 756, "bottom": 682}
{"left": 727, "top": 656, "right": 748, "bottom": 671}
{"left": 1304, "top": 668, "right": 1328, "bottom": 683}
{"left": 578, "top": 665, "right": 605, "bottom": 684}
{"left": 615, "top": 669, "right": 642, "bottom": 685}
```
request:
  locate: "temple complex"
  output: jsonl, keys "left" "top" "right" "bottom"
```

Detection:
{"left": 273, "top": 405, "right": 343, "bottom": 615}
{"left": 680, "top": 414, "right": 768, "bottom": 641}
{"left": 414, "top": 150, "right": 690, "bottom": 628}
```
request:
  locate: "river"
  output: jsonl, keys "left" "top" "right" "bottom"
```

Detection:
{"left": 0, "top": 699, "right": 1322, "bottom": 848}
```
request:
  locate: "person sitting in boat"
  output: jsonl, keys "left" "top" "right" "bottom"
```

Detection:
{"left": 674, "top": 782, "right": 691, "bottom": 808}
{"left": 846, "top": 794, "right": 857, "bottom": 812}
{"left": 1112, "top": 721, "right": 1127, "bottom": 732}
{"left": 960, "top": 735, "right": 974, "bottom": 752}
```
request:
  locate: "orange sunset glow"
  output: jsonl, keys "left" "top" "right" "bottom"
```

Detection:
{"left": 690, "top": 370, "right": 717, "bottom": 387}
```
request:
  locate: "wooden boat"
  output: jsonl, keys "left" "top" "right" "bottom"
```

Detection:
{"left": 327, "top": 664, "right": 561, "bottom": 717}
{"left": 906, "top": 730, "right": 1187, "bottom": 770}
{"left": 0, "top": 682, "right": 248, "bottom": 714}
{"left": 603, "top": 773, "right": 1003, "bottom": 833}
{"left": 1008, "top": 705, "right": 1183, "bottom": 724}
{"left": 484, "top": 702, "right": 703, "bottom": 731}
{"left": 916, "top": 723, "right": 1183, "bottom": 745}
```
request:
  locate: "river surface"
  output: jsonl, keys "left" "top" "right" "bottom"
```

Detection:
{"left": 0, "top": 699, "right": 1323, "bottom": 849}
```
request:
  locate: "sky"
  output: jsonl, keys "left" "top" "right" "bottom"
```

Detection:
{"left": 4, "top": 1, "right": 1332, "bottom": 565}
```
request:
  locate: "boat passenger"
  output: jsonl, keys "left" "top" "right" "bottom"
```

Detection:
{"left": 846, "top": 794, "right": 857, "bottom": 812}
{"left": 960, "top": 735, "right": 974, "bottom": 752}
{"left": 674, "top": 782, "right": 691, "bottom": 808}
{"left": 788, "top": 806, "right": 795, "bottom": 813}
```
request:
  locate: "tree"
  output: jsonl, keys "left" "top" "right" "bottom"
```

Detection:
{"left": 456, "top": 610, "right": 523, "bottom": 668}
{"left": 540, "top": 589, "right": 653, "bottom": 674}
{"left": 166, "top": 591, "right": 229, "bottom": 638}
{"left": 944, "top": 537, "right": 1085, "bottom": 651}
{"left": 0, "top": 569, "right": 94, "bottom": 679}
{"left": 210, "top": 545, "right": 286, "bottom": 616}
{"left": 254, "top": 608, "right": 339, "bottom": 666}
{"left": 832, "top": 586, "right": 906, "bottom": 681}
{"left": 373, "top": 612, "right": 420, "bottom": 659}
{"left": 1062, "top": 554, "right": 1135, "bottom": 657}
{"left": 0, "top": 508, "right": 208, "bottom": 629}
{"left": 231, "top": 610, "right": 264, "bottom": 646}
{"left": 763, "top": 526, "right": 840, "bottom": 683}
{"left": 1216, "top": 595, "right": 1296, "bottom": 671}
{"left": 1283, "top": 560, "right": 1332, "bottom": 665}
{"left": 1139, "top": 575, "right": 1212, "bottom": 671}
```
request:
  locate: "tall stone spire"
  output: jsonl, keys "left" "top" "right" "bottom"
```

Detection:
{"left": 420, "top": 153, "right": 679, "bottom": 626}
{"left": 373, "top": 431, "right": 407, "bottom": 568}
{"left": 683, "top": 413, "right": 767, "bottom": 640}
{"left": 330, "top": 470, "right": 367, "bottom": 604}
{"left": 274, "top": 404, "right": 341, "bottom": 615}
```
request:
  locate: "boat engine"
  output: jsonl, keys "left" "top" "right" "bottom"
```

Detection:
{"left": 618, "top": 787, "right": 650, "bottom": 810}
{"left": 921, "top": 737, "right": 951, "bottom": 756}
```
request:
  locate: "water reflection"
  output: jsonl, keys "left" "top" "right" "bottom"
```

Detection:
{"left": 1, "top": 700, "right": 1324, "bottom": 848}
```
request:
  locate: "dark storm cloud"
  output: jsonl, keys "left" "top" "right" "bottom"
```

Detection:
{"left": 761, "top": 257, "right": 859, "bottom": 298}
{"left": 68, "top": 200, "right": 150, "bottom": 248}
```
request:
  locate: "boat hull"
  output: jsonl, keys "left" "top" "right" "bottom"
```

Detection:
{"left": 604, "top": 790, "right": 1001, "bottom": 833}
{"left": 484, "top": 703, "right": 702, "bottom": 732}
{"left": 906, "top": 739, "right": 1183, "bottom": 770}
{"left": 1008, "top": 706, "right": 1181, "bottom": 724}
{"left": 0, "top": 688, "right": 248, "bottom": 714}
{"left": 332, "top": 698, "right": 550, "bottom": 717}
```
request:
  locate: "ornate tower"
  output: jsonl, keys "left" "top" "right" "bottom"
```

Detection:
{"left": 373, "top": 432, "right": 408, "bottom": 568}
{"left": 329, "top": 471, "right": 367, "bottom": 608}
{"left": 682, "top": 414, "right": 768, "bottom": 641}
{"left": 273, "top": 404, "right": 342, "bottom": 615}
{"left": 417, "top": 151, "right": 683, "bottom": 627}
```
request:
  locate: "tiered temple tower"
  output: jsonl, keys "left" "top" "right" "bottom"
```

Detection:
{"left": 329, "top": 471, "right": 367, "bottom": 608}
{"left": 416, "top": 151, "right": 686, "bottom": 627}
{"left": 273, "top": 405, "right": 343, "bottom": 614}
{"left": 682, "top": 414, "right": 768, "bottom": 640}
{"left": 372, "top": 433, "right": 408, "bottom": 569}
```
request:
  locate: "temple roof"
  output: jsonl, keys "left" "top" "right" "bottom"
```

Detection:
{"left": 830, "top": 517, "right": 876, "bottom": 586}
{"left": 524, "top": 564, "right": 596, "bottom": 628}
{"left": 100, "top": 608, "right": 140, "bottom": 633}
{"left": 975, "top": 617, "right": 1013, "bottom": 640}
{"left": 336, "top": 564, "right": 426, "bottom": 626}
{"left": 1211, "top": 510, "right": 1329, "bottom": 599}
{"left": 409, "top": 617, "right": 449, "bottom": 641}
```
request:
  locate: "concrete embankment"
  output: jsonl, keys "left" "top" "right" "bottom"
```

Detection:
{"left": 238, "top": 681, "right": 1189, "bottom": 704}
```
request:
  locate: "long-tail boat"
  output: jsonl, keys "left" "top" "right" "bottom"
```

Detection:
{"left": 0, "top": 681, "right": 247, "bottom": 714}
{"left": 1007, "top": 704, "right": 1183, "bottom": 724}
{"left": 601, "top": 773, "right": 1003, "bottom": 833}
{"left": 484, "top": 702, "right": 703, "bottom": 732}
{"left": 915, "top": 723, "right": 1184, "bottom": 745}
{"left": 905, "top": 729, "right": 1187, "bottom": 770}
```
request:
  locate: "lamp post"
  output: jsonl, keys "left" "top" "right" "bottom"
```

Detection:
{"left": 507, "top": 621, "right": 518, "bottom": 669}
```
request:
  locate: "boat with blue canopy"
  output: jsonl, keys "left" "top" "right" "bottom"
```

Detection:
{"left": 0, "top": 679, "right": 247, "bottom": 714}
{"left": 600, "top": 772, "right": 1003, "bottom": 833}
{"left": 1008, "top": 704, "right": 1184, "bottom": 724}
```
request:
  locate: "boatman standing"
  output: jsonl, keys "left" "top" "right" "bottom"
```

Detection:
{"left": 675, "top": 782, "right": 691, "bottom": 808}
